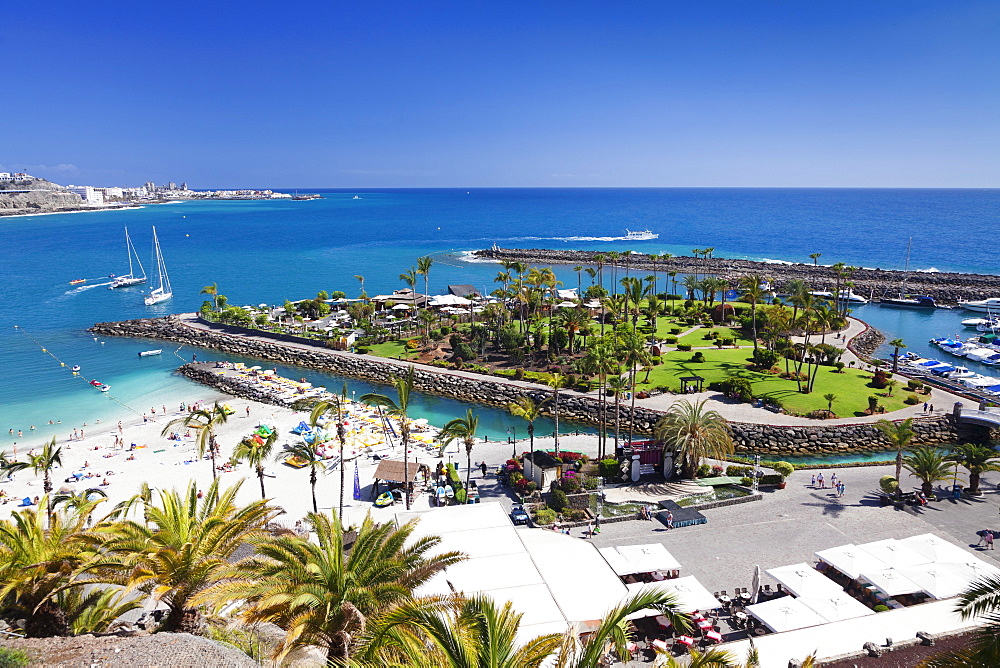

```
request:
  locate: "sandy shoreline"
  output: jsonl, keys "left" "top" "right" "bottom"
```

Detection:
{"left": 1, "top": 384, "right": 596, "bottom": 526}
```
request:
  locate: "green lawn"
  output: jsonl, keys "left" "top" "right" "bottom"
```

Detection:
{"left": 676, "top": 326, "right": 752, "bottom": 347}
{"left": 636, "top": 348, "right": 908, "bottom": 417}
{"left": 366, "top": 340, "right": 419, "bottom": 360}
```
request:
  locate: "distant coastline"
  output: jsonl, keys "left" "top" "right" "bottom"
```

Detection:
{"left": 0, "top": 203, "right": 143, "bottom": 219}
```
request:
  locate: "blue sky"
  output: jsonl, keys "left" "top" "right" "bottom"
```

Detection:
{"left": 2, "top": 1, "right": 998, "bottom": 188}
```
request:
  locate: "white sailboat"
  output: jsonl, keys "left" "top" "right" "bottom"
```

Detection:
{"left": 109, "top": 226, "right": 146, "bottom": 289}
{"left": 144, "top": 226, "right": 173, "bottom": 306}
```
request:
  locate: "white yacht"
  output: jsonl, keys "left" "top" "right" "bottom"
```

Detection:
{"left": 958, "top": 297, "right": 1000, "bottom": 313}
{"left": 144, "top": 227, "right": 173, "bottom": 306}
{"left": 109, "top": 227, "right": 147, "bottom": 289}
{"left": 624, "top": 229, "right": 658, "bottom": 240}
{"left": 962, "top": 316, "right": 999, "bottom": 329}
{"left": 966, "top": 348, "right": 998, "bottom": 363}
{"left": 809, "top": 289, "right": 868, "bottom": 304}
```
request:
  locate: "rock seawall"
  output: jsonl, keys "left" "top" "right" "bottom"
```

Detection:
{"left": 92, "top": 315, "right": 960, "bottom": 455}
{"left": 475, "top": 248, "right": 1000, "bottom": 304}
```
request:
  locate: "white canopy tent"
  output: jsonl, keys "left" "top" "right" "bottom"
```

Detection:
{"left": 612, "top": 544, "right": 682, "bottom": 574}
{"left": 898, "top": 563, "right": 975, "bottom": 600}
{"left": 627, "top": 576, "right": 721, "bottom": 614}
{"left": 859, "top": 568, "right": 923, "bottom": 597}
{"left": 814, "top": 544, "right": 889, "bottom": 579}
{"left": 747, "top": 597, "right": 828, "bottom": 633}
{"left": 766, "top": 564, "right": 843, "bottom": 598}
{"left": 797, "top": 591, "right": 875, "bottom": 623}
{"left": 397, "top": 504, "right": 629, "bottom": 640}
{"left": 598, "top": 547, "right": 637, "bottom": 577}
{"left": 858, "top": 539, "right": 931, "bottom": 569}
{"left": 428, "top": 294, "right": 473, "bottom": 307}
{"left": 899, "top": 533, "right": 978, "bottom": 564}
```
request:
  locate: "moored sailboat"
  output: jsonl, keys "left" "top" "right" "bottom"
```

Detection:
{"left": 109, "top": 226, "right": 147, "bottom": 289}
{"left": 144, "top": 226, "right": 173, "bottom": 306}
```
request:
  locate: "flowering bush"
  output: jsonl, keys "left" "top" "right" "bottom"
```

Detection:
{"left": 548, "top": 451, "right": 584, "bottom": 463}
{"left": 711, "top": 465, "right": 724, "bottom": 476}
{"left": 504, "top": 459, "right": 523, "bottom": 473}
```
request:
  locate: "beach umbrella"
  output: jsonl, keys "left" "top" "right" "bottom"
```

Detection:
{"left": 353, "top": 461, "right": 361, "bottom": 500}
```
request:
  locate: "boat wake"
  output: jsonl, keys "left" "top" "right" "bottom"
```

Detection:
{"left": 64, "top": 281, "right": 113, "bottom": 295}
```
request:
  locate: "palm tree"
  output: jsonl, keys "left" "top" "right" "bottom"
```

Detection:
{"left": 200, "top": 282, "right": 219, "bottom": 310}
{"left": 399, "top": 266, "right": 417, "bottom": 289}
{"left": 889, "top": 338, "right": 907, "bottom": 374}
{"left": 440, "top": 409, "right": 480, "bottom": 492}
{"left": 56, "top": 586, "right": 143, "bottom": 635}
{"left": 233, "top": 430, "right": 278, "bottom": 499}
{"left": 228, "top": 511, "right": 464, "bottom": 664}
{"left": 311, "top": 399, "right": 349, "bottom": 518}
{"left": 947, "top": 443, "right": 1000, "bottom": 495}
{"left": 29, "top": 436, "right": 62, "bottom": 523}
{"left": 921, "top": 575, "right": 1000, "bottom": 667}
{"left": 90, "top": 480, "right": 278, "bottom": 634}
{"left": 903, "top": 446, "right": 953, "bottom": 497}
{"left": 545, "top": 373, "right": 570, "bottom": 455}
{"left": 740, "top": 273, "right": 768, "bottom": 352}
{"left": 417, "top": 255, "right": 434, "bottom": 303}
{"left": 658, "top": 646, "right": 745, "bottom": 667}
{"left": 508, "top": 396, "right": 546, "bottom": 452}
{"left": 163, "top": 402, "right": 229, "bottom": 480}
{"left": 682, "top": 274, "right": 700, "bottom": 301}
{"left": 607, "top": 375, "right": 629, "bottom": 451}
{"left": 874, "top": 418, "right": 915, "bottom": 487}
{"left": 0, "top": 502, "right": 98, "bottom": 637}
{"left": 362, "top": 366, "right": 417, "bottom": 509}
{"left": 355, "top": 274, "right": 367, "bottom": 301}
{"left": 279, "top": 439, "right": 324, "bottom": 513}
{"left": 809, "top": 252, "right": 822, "bottom": 266}
{"left": 360, "top": 594, "right": 562, "bottom": 668}
{"left": 823, "top": 393, "right": 837, "bottom": 416}
{"left": 655, "top": 399, "right": 734, "bottom": 479}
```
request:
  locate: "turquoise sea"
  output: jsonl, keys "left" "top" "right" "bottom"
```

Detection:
{"left": 2, "top": 188, "right": 999, "bottom": 447}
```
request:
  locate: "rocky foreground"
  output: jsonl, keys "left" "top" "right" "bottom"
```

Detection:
{"left": 475, "top": 248, "right": 1000, "bottom": 304}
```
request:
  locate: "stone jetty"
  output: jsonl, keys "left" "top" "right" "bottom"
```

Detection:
{"left": 90, "top": 315, "right": 961, "bottom": 456}
{"left": 474, "top": 247, "right": 1000, "bottom": 304}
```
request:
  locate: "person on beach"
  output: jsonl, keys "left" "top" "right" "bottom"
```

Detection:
{"left": 480, "top": 461, "right": 488, "bottom": 477}
{"left": 246, "top": 406, "right": 251, "bottom": 417}
{"left": 987, "top": 532, "right": 995, "bottom": 550}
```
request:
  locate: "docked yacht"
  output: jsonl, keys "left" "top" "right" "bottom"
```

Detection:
{"left": 962, "top": 316, "right": 999, "bottom": 329}
{"left": 958, "top": 297, "right": 1000, "bottom": 313}
{"left": 809, "top": 289, "right": 868, "bottom": 304}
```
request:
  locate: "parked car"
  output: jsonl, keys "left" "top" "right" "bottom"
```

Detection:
{"left": 509, "top": 503, "right": 529, "bottom": 526}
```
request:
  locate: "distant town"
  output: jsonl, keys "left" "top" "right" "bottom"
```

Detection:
{"left": 0, "top": 171, "right": 310, "bottom": 216}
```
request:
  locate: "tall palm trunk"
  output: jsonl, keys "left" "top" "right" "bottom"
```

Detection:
{"left": 256, "top": 466, "right": 266, "bottom": 499}
{"left": 310, "top": 467, "right": 318, "bottom": 513}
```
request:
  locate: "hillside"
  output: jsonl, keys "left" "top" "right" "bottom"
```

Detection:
{"left": 0, "top": 178, "right": 103, "bottom": 216}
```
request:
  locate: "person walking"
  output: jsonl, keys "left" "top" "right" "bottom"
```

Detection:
{"left": 811, "top": 474, "right": 816, "bottom": 487}
{"left": 665, "top": 510, "right": 674, "bottom": 530}
{"left": 480, "top": 461, "right": 488, "bottom": 477}
{"left": 986, "top": 532, "right": 995, "bottom": 550}
{"left": 817, "top": 472, "right": 825, "bottom": 489}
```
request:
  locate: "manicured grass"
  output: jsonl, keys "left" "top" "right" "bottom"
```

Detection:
{"left": 366, "top": 340, "right": 419, "bottom": 360}
{"left": 676, "top": 326, "right": 752, "bottom": 347}
{"left": 636, "top": 348, "right": 908, "bottom": 416}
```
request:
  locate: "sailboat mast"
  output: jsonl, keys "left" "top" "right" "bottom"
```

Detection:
{"left": 125, "top": 227, "right": 134, "bottom": 277}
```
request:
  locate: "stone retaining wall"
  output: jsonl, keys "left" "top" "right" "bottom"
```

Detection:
{"left": 92, "top": 316, "right": 961, "bottom": 455}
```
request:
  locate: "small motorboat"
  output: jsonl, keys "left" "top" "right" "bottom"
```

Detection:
{"left": 138, "top": 349, "right": 162, "bottom": 357}
{"left": 71, "top": 365, "right": 81, "bottom": 373}
{"left": 374, "top": 491, "right": 395, "bottom": 507}
{"left": 69, "top": 279, "right": 86, "bottom": 285}
{"left": 99, "top": 384, "right": 110, "bottom": 392}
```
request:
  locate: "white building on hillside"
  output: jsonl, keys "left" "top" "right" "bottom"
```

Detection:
{"left": 66, "top": 186, "right": 105, "bottom": 204}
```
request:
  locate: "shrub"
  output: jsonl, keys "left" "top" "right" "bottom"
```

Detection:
{"left": 663, "top": 336, "right": 678, "bottom": 344}
{"left": 711, "top": 465, "right": 724, "bottom": 476}
{"left": 0, "top": 648, "right": 29, "bottom": 668}
{"left": 598, "top": 458, "right": 620, "bottom": 480}
{"left": 560, "top": 476, "right": 582, "bottom": 493}
{"left": 879, "top": 475, "right": 899, "bottom": 494}
{"left": 583, "top": 475, "right": 600, "bottom": 490}
{"left": 677, "top": 343, "right": 692, "bottom": 352}
{"left": 772, "top": 461, "right": 795, "bottom": 478}
{"left": 907, "top": 379, "right": 924, "bottom": 391}
{"left": 722, "top": 377, "right": 754, "bottom": 403}
{"left": 727, "top": 465, "right": 753, "bottom": 477}
{"left": 752, "top": 349, "right": 780, "bottom": 369}
{"left": 834, "top": 361, "right": 845, "bottom": 373}
{"left": 871, "top": 369, "right": 890, "bottom": 389}
{"left": 690, "top": 351, "right": 705, "bottom": 363}
{"left": 455, "top": 488, "right": 468, "bottom": 504}
{"left": 696, "top": 463, "right": 711, "bottom": 478}
{"left": 740, "top": 476, "right": 753, "bottom": 486}
{"left": 534, "top": 508, "right": 557, "bottom": 525}
{"left": 514, "top": 368, "right": 525, "bottom": 380}
{"left": 720, "top": 338, "right": 734, "bottom": 346}
{"left": 873, "top": 605, "right": 889, "bottom": 613}
{"left": 548, "top": 489, "right": 569, "bottom": 512}
{"left": 904, "top": 395, "right": 921, "bottom": 405}
{"left": 670, "top": 327, "right": 682, "bottom": 335}
{"left": 759, "top": 474, "right": 783, "bottom": 486}
{"left": 567, "top": 509, "right": 588, "bottom": 521}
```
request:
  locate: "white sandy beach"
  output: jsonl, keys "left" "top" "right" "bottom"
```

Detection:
{"left": 0, "top": 387, "right": 601, "bottom": 526}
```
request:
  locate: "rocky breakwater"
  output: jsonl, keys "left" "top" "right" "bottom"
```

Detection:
{"left": 733, "top": 415, "right": 958, "bottom": 456}
{"left": 847, "top": 321, "right": 886, "bottom": 361}
{"left": 92, "top": 315, "right": 960, "bottom": 454}
{"left": 475, "top": 248, "right": 1000, "bottom": 304}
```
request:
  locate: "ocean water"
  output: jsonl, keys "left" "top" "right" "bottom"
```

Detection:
{"left": 2, "top": 188, "right": 999, "bottom": 445}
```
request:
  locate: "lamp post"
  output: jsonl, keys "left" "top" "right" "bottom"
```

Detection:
{"left": 507, "top": 426, "right": 517, "bottom": 460}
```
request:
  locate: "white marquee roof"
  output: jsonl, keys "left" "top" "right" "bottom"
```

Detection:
{"left": 766, "top": 563, "right": 843, "bottom": 598}
{"left": 858, "top": 539, "right": 931, "bottom": 569}
{"left": 747, "top": 597, "right": 828, "bottom": 633}
{"left": 607, "top": 543, "right": 682, "bottom": 574}
{"left": 814, "top": 544, "right": 890, "bottom": 579}
{"left": 627, "top": 575, "right": 721, "bottom": 614}
{"left": 859, "top": 568, "right": 923, "bottom": 597}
